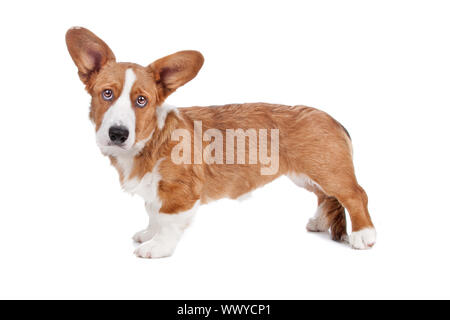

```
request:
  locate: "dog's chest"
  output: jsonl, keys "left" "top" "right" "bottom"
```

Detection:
{"left": 115, "top": 156, "right": 162, "bottom": 203}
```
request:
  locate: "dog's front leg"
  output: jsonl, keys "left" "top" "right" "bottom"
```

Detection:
{"left": 132, "top": 202, "right": 160, "bottom": 243}
{"left": 134, "top": 202, "right": 198, "bottom": 259}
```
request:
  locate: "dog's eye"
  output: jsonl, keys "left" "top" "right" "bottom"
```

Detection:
{"left": 102, "top": 89, "right": 114, "bottom": 101}
{"left": 136, "top": 96, "right": 148, "bottom": 108}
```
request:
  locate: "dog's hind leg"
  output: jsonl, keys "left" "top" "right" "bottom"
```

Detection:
{"left": 311, "top": 174, "right": 376, "bottom": 249}
{"left": 307, "top": 193, "right": 348, "bottom": 242}
{"left": 289, "top": 175, "right": 347, "bottom": 242}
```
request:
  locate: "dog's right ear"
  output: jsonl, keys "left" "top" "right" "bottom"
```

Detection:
{"left": 65, "top": 27, "right": 116, "bottom": 85}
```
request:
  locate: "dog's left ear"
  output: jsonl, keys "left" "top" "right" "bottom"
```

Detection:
{"left": 149, "top": 50, "right": 204, "bottom": 99}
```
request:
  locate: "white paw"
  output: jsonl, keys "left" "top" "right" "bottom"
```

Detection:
{"left": 306, "top": 217, "right": 329, "bottom": 232}
{"left": 341, "top": 234, "right": 349, "bottom": 243}
{"left": 306, "top": 205, "right": 329, "bottom": 232}
{"left": 132, "top": 228, "right": 158, "bottom": 243}
{"left": 349, "top": 227, "right": 376, "bottom": 249}
{"left": 134, "top": 238, "right": 176, "bottom": 259}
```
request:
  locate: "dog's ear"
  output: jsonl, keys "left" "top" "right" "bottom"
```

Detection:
{"left": 149, "top": 50, "right": 204, "bottom": 99}
{"left": 66, "top": 27, "right": 116, "bottom": 85}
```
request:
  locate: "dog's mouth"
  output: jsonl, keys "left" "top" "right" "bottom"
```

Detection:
{"left": 98, "top": 141, "right": 133, "bottom": 157}
{"left": 107, "top": 141, "right": 126, "bottom": 148}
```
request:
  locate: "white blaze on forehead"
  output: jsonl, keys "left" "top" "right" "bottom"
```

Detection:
{"left": 156, "top": 103, "right": 179, "bottom": 129}
{"left": 109, "top": 68, "right": 136, "bottom": 129}
{"left": 96, "top": 68, "right": 137, "bottom": 156}
{"left": 121, "top": 68, "right": 137, "bottom": 101}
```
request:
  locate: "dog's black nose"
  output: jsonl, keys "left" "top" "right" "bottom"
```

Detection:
{"left": 109, "top": 126, "right": 129, "bottom": 145}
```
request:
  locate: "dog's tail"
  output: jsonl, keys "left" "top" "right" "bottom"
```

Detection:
{"left": 325, "top": 197, "right": 348, "bottom": 242}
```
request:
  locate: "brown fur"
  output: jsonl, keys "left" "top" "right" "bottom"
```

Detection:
{"left": 66, "top": 27, "right": 373, "bottom": 240}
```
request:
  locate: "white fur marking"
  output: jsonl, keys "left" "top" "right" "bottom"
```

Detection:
{"left": 132, "top": 130, "right": 154, "bottom": 155}
{"left": 125, "top": 158, "right": 165, "bottom": 243}
{"left": 156, "top": 103, "right": 179, "bottom": 130}
{"left": 133, "top": 202, "right": 160, "bottom": 243}
{"left": 96, "top": 68, "right": 137, "bottom": 156}
{"left": 115, "top": 154, "right": 135, "bottom": 182}
{"left": 134, "top": 202, "right": 199, "bottom": 258}
{"left": 349, "top": 227, "right": 376, "bottom": 249}
{"left": 288, "top": 173, "right": 324, "bottom": 192}
{"left": 121, "top": 158, "right": 165, "bottom": 201}
{"left": 306, "top": 202, "right": 330, "bottom": 232}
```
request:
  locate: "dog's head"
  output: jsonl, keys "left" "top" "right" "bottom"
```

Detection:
{"left": 66, "top": 27, "right": 203, "bottom": 157}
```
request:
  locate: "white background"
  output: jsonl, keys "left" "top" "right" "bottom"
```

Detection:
{"left": 0, "top": 0, "right": 449, "bottom": 299}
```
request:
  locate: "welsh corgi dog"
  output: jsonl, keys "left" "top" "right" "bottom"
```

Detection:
{"left": 66, "top": 27, "right": 376, "bottom": 258}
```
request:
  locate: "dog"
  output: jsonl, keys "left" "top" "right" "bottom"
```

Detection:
{"left": 66, "top": 27, "right": 376, "bottom": 258}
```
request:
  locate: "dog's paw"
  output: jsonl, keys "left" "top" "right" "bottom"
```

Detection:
{"left": 340, "top": 234, "right": 349, "bottom": 243}
{"left": 132, "top": 228, "right": 157, "bottom": 243}
{"left": 306, "top": 217, "right": 329, "bottom": 232}
{"left": 134, "top": 238, "right": 175, "bottom": 259}
{"left": 349, "top": 227, "right": 376, "bottom": 249}
{"left": 306, "top": 204, "right": 330, "bottom": 232}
